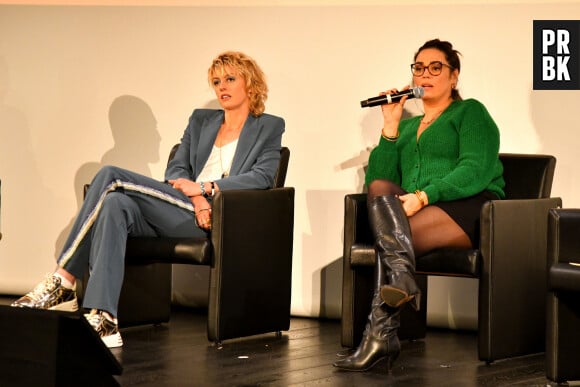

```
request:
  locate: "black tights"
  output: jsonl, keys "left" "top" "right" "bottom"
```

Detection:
{"left": 367, "top": 179, "right": 471, "bottom": 257}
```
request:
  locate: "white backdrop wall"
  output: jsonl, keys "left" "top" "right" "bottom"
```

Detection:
{"left": 1, "top": 1, "right": 579, "bottom": 329}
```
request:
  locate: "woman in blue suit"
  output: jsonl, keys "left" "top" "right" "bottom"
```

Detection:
{"left": 12, "top": 51, "right": 285, "bottom": 348}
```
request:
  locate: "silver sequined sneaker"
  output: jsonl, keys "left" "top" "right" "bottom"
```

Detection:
{"left": 85, "top": 309, "right": 123, "bottom": 348}
{"left": 11, "top": 274, "right": 78, "bottom": 312}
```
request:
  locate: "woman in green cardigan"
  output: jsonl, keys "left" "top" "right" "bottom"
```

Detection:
{"left": 334, "top": 39, "right": 505, "bottom": 372}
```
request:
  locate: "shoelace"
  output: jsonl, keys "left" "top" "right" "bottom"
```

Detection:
{"left": 28, "top": 275, "right": 58, "bottom": 301}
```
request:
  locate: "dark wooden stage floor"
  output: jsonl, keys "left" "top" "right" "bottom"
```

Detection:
{"left": 0, "top": 296, "right": 566, "bottom": 386}
{"left": 112, "top": 307, "right": 558, "bottom": 386}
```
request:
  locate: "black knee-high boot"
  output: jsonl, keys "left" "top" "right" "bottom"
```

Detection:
{"left": 368, "top": 195, "right": 420, "bottom": 310}
{"left": 333, "top": 258, "right": 401, "bottom": 372}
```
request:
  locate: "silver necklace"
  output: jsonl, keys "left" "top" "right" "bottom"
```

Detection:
{"left": 421, "top": 110, "right": 443, "bottom": 125}
{"left": 217, "top": 122, "right": 243, "bottom": 178}
{"left": 219, "top": 145, "right": 230, "bottom": 178}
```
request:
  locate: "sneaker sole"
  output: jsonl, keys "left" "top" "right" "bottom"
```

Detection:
{"left": 49, "top": 298, "right": 79, "bottom": 312}
{"left": 102, "top": 332, "right": 123, "bottom": 348}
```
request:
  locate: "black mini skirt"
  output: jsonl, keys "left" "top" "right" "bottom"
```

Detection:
{"left": 431, "top": 191, "right": 500, "bottom": 248}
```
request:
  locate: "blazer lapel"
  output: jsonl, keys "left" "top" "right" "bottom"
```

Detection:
{"left": 229, "top": 114, "right": 259, "bottom": 176}
{"left": 195, "top": 111, "right": 223, "bottom": 177}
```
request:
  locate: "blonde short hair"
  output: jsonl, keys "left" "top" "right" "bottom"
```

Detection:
{"left": 208, "top": 51, "right": 268, "bottom": 116}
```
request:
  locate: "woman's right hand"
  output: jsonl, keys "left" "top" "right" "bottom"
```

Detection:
{"left": 380, "top": 86, "right": 410, "bottom": 137}
{"left": 168, "top": 178, "right": 201, "bottom": 197}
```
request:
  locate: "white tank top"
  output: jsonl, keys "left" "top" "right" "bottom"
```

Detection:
{"left": 196, "top": 139, "right": 238, "bottom": 181}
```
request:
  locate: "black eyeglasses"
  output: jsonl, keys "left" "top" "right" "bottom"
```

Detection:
{"left": 410, "top": 61, "right": 454, "bottom": 76}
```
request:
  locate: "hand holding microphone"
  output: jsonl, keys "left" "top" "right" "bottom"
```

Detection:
{"left": 360, "top": 86, "right": 424, "bottom": 108}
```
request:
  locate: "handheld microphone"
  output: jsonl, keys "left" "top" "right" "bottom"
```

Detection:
{"left": 360, "top": 86, "right": 424, "bottom": 108}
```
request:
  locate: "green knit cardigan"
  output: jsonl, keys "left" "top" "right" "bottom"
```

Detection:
{"left": 365, "top": 98, "right": 505, "bottom": 203}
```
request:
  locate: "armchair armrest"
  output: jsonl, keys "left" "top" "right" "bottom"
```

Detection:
{"left": 547, "top": 208, "right": 580, "bottom": 292}
{"left": 478, "top": 196, "right": 562, "bottom": 361}
{"left": 343, "top": 194, "right": 373, "bottom": 256}
{"left": 207, "top": 187, "right": 295, "bottom": 342}
{"left": 548, "top": 208, "right": 580, "bottom": 264}
{"left": 341, "top": 193, "right": 374, "bottom": 347}
{"left": 343, "top": 194, "right": 375, "bottom": 269}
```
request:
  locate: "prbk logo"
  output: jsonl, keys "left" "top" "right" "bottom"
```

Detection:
{"left": 533, "top": 20, "right": 580, "bottom": 90}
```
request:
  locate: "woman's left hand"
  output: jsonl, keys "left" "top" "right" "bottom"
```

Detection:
{"left": 399, "top": 193, "right": 424, "bottom": 217}
{"left": 191, "top": 195, "right": 212, "bottom": 231}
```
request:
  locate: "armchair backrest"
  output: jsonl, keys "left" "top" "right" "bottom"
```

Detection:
{"left": 499, "top": 153, "right": 556, "bottom": 200}
{"left": 273, "top": 147, "right": 290, "bottom": 188}
{"left": 168, "top": 143, "right": 180, "bottom": 165}
{"left": 168, "top": 144, "right": 290, "bottom": 189}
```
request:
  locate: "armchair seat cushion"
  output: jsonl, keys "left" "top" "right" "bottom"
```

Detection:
{"left": 549, "top": 262, "right": 580, "bottom": 293}
{"left": 349, "top": 243, "right": 480, "bottom": 277}
{"left": 126, "top": 237, "right": 212, "bottom": 266}
{"left": 416, "top": 248, "right": 480, "bottom": 277}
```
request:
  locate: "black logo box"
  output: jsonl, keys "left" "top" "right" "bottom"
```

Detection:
{"left": 533, "top": 20, "right": 580, "bottom": 90}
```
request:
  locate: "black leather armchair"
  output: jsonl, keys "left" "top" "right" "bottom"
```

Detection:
{"left": 80, "top": 146, "right": 294, "bottom": 345}
{"left": 546, "top": 208, "right": 580, "bottom": 384}
{"left": 341, "top": 153, "right": 561, "bottom": 363}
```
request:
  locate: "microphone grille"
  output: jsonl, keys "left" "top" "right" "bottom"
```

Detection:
{"left": 413, "top": 86, "right": 424, "bottom": 98}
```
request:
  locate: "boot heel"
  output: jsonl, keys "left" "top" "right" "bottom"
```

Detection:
{"left": 380, "top": 285, "right": 420, "bottom": 310}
